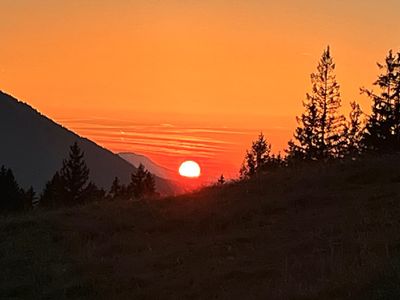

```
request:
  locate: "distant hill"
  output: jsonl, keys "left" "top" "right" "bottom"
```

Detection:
{"left": 118, "top": 152, "right": 176, "bottom": 180}
{"left": 0, "top": 91, "right": 178, "bottom": 195}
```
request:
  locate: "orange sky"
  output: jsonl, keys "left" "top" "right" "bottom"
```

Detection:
{"left": 1, "top": 1, "right": 400, "bottom": 181}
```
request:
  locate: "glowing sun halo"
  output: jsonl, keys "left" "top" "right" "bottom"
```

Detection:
{"left": 179, "top": 161, "right": 201, "bottom": 178}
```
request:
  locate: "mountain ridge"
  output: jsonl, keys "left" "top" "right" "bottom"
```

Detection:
{"left": 0, "top": 91, "right": 177, "bottom": 195}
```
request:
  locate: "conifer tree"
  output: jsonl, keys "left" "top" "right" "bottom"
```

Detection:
{"left": 60, "top": 142, "right": 90, "bottom": 205}
{"left": 362, "top": 50, "right": 400, "bottom": 151}
{"left": 128, "top": 164, "right": 156, "bottom": 200}
{"left": 252, "top": 132, "right": 270, "bottom": 169}
{"left": 39, "top": 142, "right": 100, "bottom": 207}
{"left": 129, "top": 164, "right": 146, "bottom": 200}
{"left": 289, "top": 46, "right": 346, "bottom": 161}
{"left": 240, "top": 133, "right": 272, "bottom": 178}
{"left": 109, "top": 177, "right": 124, "bottom": 200}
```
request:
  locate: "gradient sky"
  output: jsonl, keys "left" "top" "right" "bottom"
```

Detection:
{"left": 1, "top": 1, "right": 400, "bottom": 181}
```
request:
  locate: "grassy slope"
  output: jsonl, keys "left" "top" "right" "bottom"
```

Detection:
{"left": 1, "top": 155, "right": 400, "bottom": 299}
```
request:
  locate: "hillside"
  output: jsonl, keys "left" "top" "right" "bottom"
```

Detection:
{"left": 0, "top": 91, "right": 177, "bottom": 195}
{"left": 1, "top": 154, "right": 400, "bottom": 299}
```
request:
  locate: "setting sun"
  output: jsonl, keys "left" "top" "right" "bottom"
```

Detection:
{"left": 179, "top": 161, "right": 201, "bottom": 178}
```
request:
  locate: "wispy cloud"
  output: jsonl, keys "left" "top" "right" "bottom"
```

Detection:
{"left": 58, "top": 118, "right": 246, "bottom": 160}
{"left": 56, "top": 118, "right": 281, "bottom": 178}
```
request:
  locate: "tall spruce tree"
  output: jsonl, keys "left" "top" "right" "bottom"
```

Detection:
{"left": 289, "top": 46, "right": 346, "bottom": 161}
{"left": 362, "top": 50, "right": 400, "bottom": 152}
{"left": 59, "top": 142, "right": 90, "bottom": 205}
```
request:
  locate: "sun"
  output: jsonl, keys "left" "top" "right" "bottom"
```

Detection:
{"left": 179, "top": 161, "right": 201, "bottom": 178}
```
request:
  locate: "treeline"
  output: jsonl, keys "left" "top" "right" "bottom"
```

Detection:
{"left": 2, "top": 46, "right": 399, "bottom": 207}
{"left": 239, "top": 47, "right": 400, "bottom": 178}
{"left": 0, "top": 142, "right": 157, "bottom": 213}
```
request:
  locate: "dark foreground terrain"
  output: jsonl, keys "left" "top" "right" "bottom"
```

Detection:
{"left": 1, "top": 155, "right": 400, "bottom": 299}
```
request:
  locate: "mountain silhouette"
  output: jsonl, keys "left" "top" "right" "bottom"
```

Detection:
{"left": 119, "top": 152, "right": 176, "bottom": 180}
{"left": 0, "top": 91, "right": 178, "bottom": 195}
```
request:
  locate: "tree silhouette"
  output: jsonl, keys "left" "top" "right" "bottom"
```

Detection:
{"left": 60, "top": 142, "right": 90, "bottom": 205}
{"left": 217, "top": 174, "right": 225, "bottom": 185}
{"left": 108, "top": 177, "right": 127, "bottom": 200}
{"left": 289, "top": 46, "right": 346, "bottom": 161}
{"left": 344, "top": 101, "right": 364, "bottom": 157}
{"left": 288, "top": 97, "right": 319, "bottom": 161}
{"left": 243, "top": 150, "right": 256, "bottom": 177}
{"left": 128, "top": 164, "right": 156, "bottom": 200}
{"left": 362, "top": 50, "right": 400, "bottom": 152}
{"left": 240, "top": 133, "right": 273, "bottom": 178}
{"left": 252, "top": 132, "right": 270, "bottom": 169}
{"left": 40, "top": 142, "right": 94, "bottom": 207}
{"left": 40, "top": 172, "right": 66, "bottom": 208}
{"left": 0, "top": 166, "right": 25, "bottom": 212}
{"left": 144, "top": 171, "right": 156, "bottom": 197}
